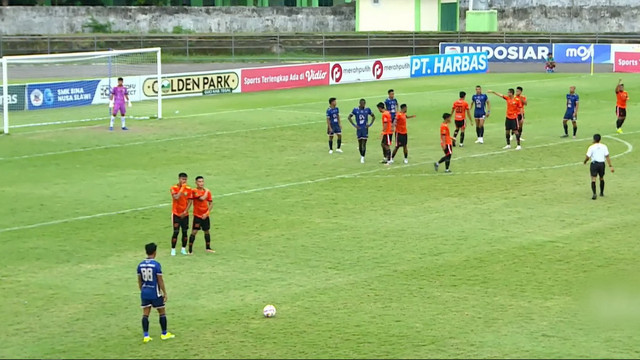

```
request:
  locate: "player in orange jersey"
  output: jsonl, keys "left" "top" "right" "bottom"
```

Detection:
{"left": 188, "top": 176, "right": 214, "bottom": 255}
{"left": 377, "top": 102, "right": 394, "bottom": 164}
{"left": 170, "top": 172, "right": 192, "bottom": 256}
{"left": 391, "top": 104, "right": 416, "bottom": 164}
{"left": 434, "top": 113, "right": 453, "bottom": 173}
{"left": 615, "top": 78, "right": 629, "bottom": 134}
{"left": 488, "top": 88, "right": 523, "bottom": 150}
{"left": 451, "top": 91, "right": 473, "bottom": 147}
{"left": 515, "top": 86, "right": 528, "bottom": 141}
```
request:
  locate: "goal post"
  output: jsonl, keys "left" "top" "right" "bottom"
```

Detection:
{"left": 1, "top": 47, "right": 162, "bottom": 134}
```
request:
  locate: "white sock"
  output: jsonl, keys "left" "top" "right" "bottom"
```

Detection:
{"left": 121, "top": 116, "right": 126, "bottom": 127}
{"left": 110, "top": 116, "right": 115, "bottom": 127}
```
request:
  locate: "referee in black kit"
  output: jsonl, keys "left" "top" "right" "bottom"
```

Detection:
{"left": 583, "top": 134, "right": 615, "bottom": 200}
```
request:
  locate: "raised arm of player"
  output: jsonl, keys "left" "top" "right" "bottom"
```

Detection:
{"left": 616, "top": 79, "right": 622, "bottom": 93}
{"left": 157, "top": 273, "right": 168, "bottom": 303}
{"left": 488, "top": 90, "right": 503, "bottom": 98}
{"left": 347, "top": 112, "right": 358, "bottom": 129}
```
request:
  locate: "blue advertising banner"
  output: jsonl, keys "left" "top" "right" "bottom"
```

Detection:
{"left": 410, "top": 52, "right": 488, "bottom": 78}
{"left": 439, "top": 43, "right": 552, "bottom": 63}
{"left": 27, "top": 80, "right": 99, "bottom": 110}
{"left": 552, "top": 44, "right": 612, "bottom": 64}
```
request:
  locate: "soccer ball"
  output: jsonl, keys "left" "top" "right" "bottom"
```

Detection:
{"left": 263, "top": 304, "right": 276, "bottom": 318}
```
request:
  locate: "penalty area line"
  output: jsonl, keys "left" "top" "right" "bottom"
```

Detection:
{"left": 0, "top": 132, "right": 634, "bottom": 234}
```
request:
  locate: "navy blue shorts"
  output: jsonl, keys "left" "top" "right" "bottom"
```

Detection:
{"left": 356, "top": 128, "right": 368, "bottom": 139}
{"left": 474, "top": 111, "right": 486, "bottom": 119}
{"left": 564, "top": 110, "right": 576, "bottom": 121}
{"left": 141, "top": 296, "right": 165, "bottom": 309}
{"left": 327, "top": 125, "right": 341, "bottom": 135}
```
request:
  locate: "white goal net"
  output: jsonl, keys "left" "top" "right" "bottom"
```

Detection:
{"left": 1, "top": 47, "right": 162, "bottom": 134}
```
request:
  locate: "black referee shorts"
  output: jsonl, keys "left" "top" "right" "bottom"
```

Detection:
{"left": 590, "top": 162, "right": 605, "bottom": 177}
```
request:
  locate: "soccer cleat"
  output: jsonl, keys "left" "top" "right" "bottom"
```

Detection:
{"left": 336, "top": 149, "right": 343, "bottom": 153}
{"left": 592, "top": 194, "right": 597, "bottom": 200}
{"left": 445, "top": 169, "right": 452, "bottom": 173}
{"left": 573, "top": 135, "right": 576, "bottom": 139}
{"left": 459, "top": 143, "right": 464, "bottom": 147}
{"left": 160, "top": 332, "right": 175, "bottom": 340}
{"left": 360, "top": 156, "right": 365, "bottom": 164}
{"left": 479, "top": 137, "right": 484, "bottom": 144}
{"left": 143, "top": 336, "right": 153, "bottom": 343}
{"left": 206, "top": 249, "right": 216, "bottom": 253}
{"left": 389, "top": 159, "right": 394, "bottom": 164}
{"left": 503, "top": 145, "right": 511, "bottom": 149}
{"left": 600, "top": 193, "right": 605, "bottom": 197}
{"left": 452, "top": 139, "right": 457, "bottom": 147}
{"left": 616, "top": 128, "right": 623, "bottom": 134}
{"left": 561, "top": 134, "right": 569, "bottom": 138}
{"left": 188, "top": 252, "right": 194, "bottom": 256}
{"left": 122, "top": 127, "right": 129, "bottom": 131}
{"left": 181, "top": 248, "right": 187, "bottom": 255}
{"left": 170, "top": 249, "right": 176, "bottom": 256}
{"left": 519, "top": 138, "right": 525, "bottom": 141}
{"left": 329, "top": 150, "right": 333, "bottom": 154}
{"left": 515, "top": 145, "right": 522, "bottom": 150}
{"left": 403, "top": 158, "right": 408, "bottom": 164}
{"left": 109, "top": 127, "right": 113, "bottom": 131}
{"left": 433, "top": 162, "right": 439, "bottom": 172}
{"left": 380, "top": 159, "right": 388, "bottom": 164}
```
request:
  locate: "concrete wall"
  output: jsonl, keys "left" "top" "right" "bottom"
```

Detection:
{"left": 357, "top": 0, "right": 439, "bottom": 32}
{"left": 358, "top": 0, "right": 416, "bottom": 32}
{"left": 420, "top": 0, "right": 439, "bottom": 32}
{"left": 0, "top": 6, "right": 356, "bottom": 35}
{"left": 459, "top": 0, "right": 640, "bottom": 33}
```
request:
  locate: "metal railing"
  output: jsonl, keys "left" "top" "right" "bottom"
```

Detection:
{"left": 2, "top": 32, "right": 639, "bottom": 61}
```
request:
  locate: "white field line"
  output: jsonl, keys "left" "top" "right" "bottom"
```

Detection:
{"left": 0, "top": 120, "right": 323, "bottom": 161}
{"left": 10, "top": 115, "right": 152, "bottom": 129}
{"left": 0, "top": 76, "right": 579, "bottom": 159}
{"left": 2, "top": 131, "right": 632, "bottom": 234}
{"left": 355, "top": 134, "right": 634, "bottom": 179}
{"left": 5, "top": 76, "right": 568, "bottom": 131}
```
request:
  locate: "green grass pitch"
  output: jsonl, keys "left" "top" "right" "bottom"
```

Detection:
{"left": 1, "top": 71, "right": 640, "bottom": 359}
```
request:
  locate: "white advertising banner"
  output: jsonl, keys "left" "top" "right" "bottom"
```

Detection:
{"left": 329, "top": 57, "right": 411, "bottom": 85}
{"left": 92, "top": 76, "right": 143, "bottom": 104}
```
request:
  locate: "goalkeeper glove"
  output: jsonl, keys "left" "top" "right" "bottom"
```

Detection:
{"left": 108, "top": 100, "right": 114, "bottom": 108}
{"left": 128, "top": 101, "right": 132, "bottom": 108}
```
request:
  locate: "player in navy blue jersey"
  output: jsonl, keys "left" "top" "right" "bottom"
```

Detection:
{"left": 348, "top": 99, "right": 376, "bottom": 163}
{"left": 385, "top": 89, "right": 399, "bottom": 121}
{"left": 326, "top": 97, "right": 342, "bottom": 154}
{"left": 561, "top": 86, "right": 580, "bottom": 138}
{"left": 137, "top": 242, "right": 175, "bottom": 343}
{"left": 471, "top": 85, "right": 490, "bottom": 144}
